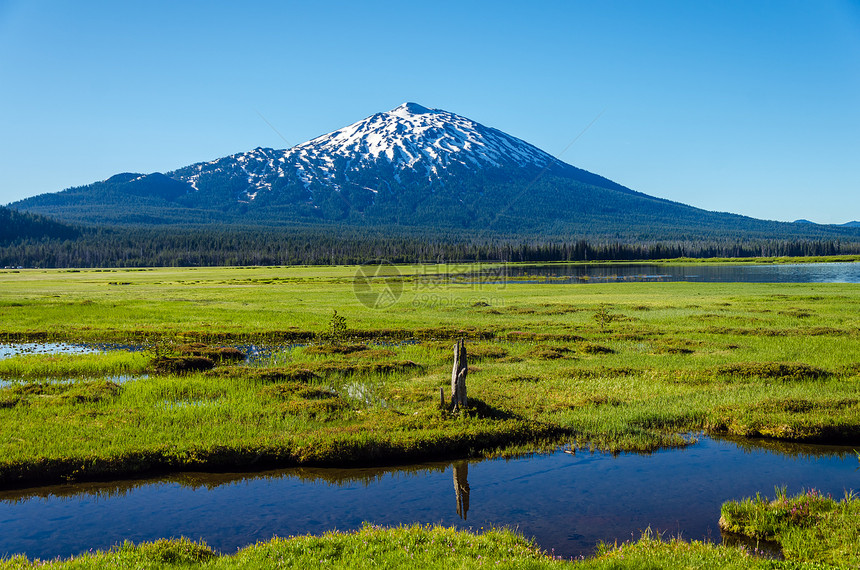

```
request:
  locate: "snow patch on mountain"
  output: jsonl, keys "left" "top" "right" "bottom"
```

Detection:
{"left": 170, "top": 103, "right": 566, "bottom": 200}
{"left": 286, "top": 102, "right": 564, "bottom": 186}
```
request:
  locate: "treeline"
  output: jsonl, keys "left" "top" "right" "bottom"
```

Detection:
{"left": 0, "top": 207, "right": 80, "bottom": 244}
{"left": 1, "top": 225, "right": 859, "bottom": 268}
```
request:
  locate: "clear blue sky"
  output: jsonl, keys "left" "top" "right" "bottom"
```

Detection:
{"left": 1, "top": 0, "right": 858, "bottom": 224}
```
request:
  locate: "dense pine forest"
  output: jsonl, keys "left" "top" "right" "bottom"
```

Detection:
{"left": 0, "top": 207, "right": 80, "bottom": 245}
{"left": 2, "top": 219, "right": 859, "bottom": 268}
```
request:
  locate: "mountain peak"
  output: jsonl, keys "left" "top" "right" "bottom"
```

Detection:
{"left": 167, "top": 102, "right": 571, "bottom": 203}
{"left": 289, "top": 102, "right": 564, "bottom": 179}
{"left": 390, "top": 102, "right": 434, "bottom": 117}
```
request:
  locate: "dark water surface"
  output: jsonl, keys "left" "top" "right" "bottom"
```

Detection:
{"left": 1, "top": 437, "right": 857, "bottom": 561}
{"left": 495, "top": 261, "right": 860, "bottom": 284}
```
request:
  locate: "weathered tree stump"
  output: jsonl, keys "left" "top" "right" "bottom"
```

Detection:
{"left": 450, "top": 338, "right": 468, "bottom": 411}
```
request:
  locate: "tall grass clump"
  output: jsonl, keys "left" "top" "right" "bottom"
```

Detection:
{"left": 581, "top": 528, "right": 760, "bottom": 569}
{"left": 720, "top": 488, "right": 860, "bottom": 566}
{"left": 0, "top": 352, "right": 149, "bottom": 379}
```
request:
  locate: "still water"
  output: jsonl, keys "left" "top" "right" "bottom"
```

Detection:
{"left": 1, "top": 437, "right": 857, "bottom": 561}
{"left": 0, "top": 343, "right": 104, "bottom": 360}
{"left": 494, "top": 261, "right": 860, "bottom": 284}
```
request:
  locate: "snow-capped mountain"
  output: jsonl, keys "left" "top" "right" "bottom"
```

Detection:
{"left": 170, "top": 102, "right": 573, "bottom": 202}
{"left": 18, "top": 101, "right": 859, "bottom": 242}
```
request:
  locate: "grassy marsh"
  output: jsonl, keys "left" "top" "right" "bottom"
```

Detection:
{"left": 1, "top": 262, "right": 860, "bottom": 568}
{"left": 0, "top": 263, "right": 858, "bottom": 486}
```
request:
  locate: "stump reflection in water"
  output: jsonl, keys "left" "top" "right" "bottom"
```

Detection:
{"left": 452, "top": 461, "right": 470, "bottom": 520}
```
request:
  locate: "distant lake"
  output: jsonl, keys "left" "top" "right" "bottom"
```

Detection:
{"left": 489, "top": 261, "right": 860, "bottom": 284}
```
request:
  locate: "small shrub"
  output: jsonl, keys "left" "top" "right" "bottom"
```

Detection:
{"left": 319, "top": 309, "right": 348, "bottom": 344}
{"left": 594, "top": 304, "right": 615, "bottom": 331}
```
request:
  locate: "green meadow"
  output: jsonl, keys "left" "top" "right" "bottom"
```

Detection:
{"left": 1, "top": 262, "right": 859, "bottom": 567}
{"left": 1, "top": 263, "right": 859, "bottom": 480}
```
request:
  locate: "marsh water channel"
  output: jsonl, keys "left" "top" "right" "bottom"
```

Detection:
{"left": 0, "top": 438, "right": 858, "bottom": 560}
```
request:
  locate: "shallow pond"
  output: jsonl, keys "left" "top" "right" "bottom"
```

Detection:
{"left": 1, "top": 437, "right": 857, "bottom": 561}
{"left": 0, "top": 343, "right": 106, "bottom": 360}
{"left": 0, "top": 342, "right": 276, "bottom": 366}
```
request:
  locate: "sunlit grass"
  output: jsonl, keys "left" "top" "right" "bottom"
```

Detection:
{"left": 720, "top": 488, "right": 860, "bottom": 566}
{"left": 0, "top": 351, "right": 149, "bottom": 379}
{"left": 10, "top": 514, "right": 858, "bottom": 569}
{"left": 0, "top": 264, "right": 858, "bottom": 485}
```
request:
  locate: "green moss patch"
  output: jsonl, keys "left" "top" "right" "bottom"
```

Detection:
{"left": 578, "top": 342, "right": 615, "bottom": 355}
{"left": 150, "top": 356, "right": 214, "bottom": 375}
{"left": 177, "top": 343, "right": 246, "bottom": 363}
{"left": 712, "top": 362, "right": 830, "bottom": 381}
